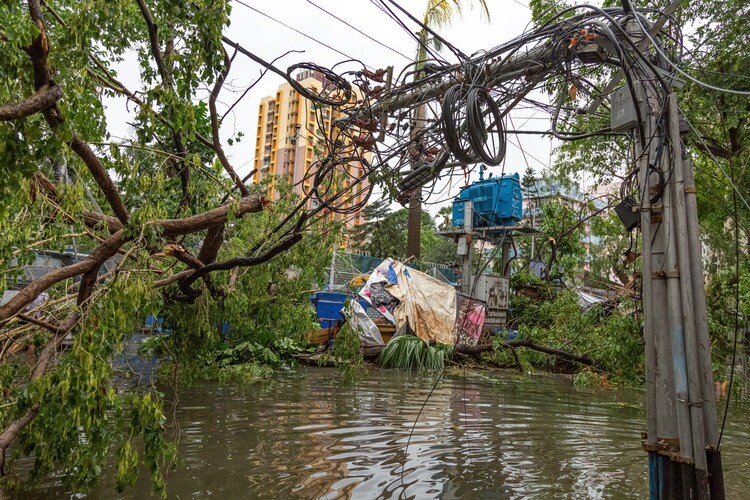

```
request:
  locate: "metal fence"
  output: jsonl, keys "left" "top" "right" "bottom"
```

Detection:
{"left": 328, "top": 251, "right": 456, "bottom": 290}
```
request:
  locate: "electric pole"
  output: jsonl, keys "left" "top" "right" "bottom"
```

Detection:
{"left": 628, "top": 15, "right": 724, "bottom": 497}
{"left": 355, "top": 6, "right": 726, "bottom": 495}
{"left": 406, "top": 104, "right": 425, "bottom": 259}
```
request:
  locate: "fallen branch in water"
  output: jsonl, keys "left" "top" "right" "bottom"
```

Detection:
{"left": 456, "top": 339, "right": 593, "bottom": 366}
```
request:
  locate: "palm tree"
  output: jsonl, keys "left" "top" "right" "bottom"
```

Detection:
{"left": 406, "top": 0, "right": 490, "bottom": 260}
{"left": 416, "top": 0, "right": 490, "bottom": 67}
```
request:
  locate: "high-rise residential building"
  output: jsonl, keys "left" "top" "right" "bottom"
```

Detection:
{"left": 252, "top": 69, "right": 370, "bottom": 246}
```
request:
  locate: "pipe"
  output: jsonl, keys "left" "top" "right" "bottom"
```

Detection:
{"left": 667, "top": 93, "right": 709, "bottom": 497}
{"left": 681, "top": 151, "right": 725, "bottom": 498}
{"left": 661, "top": 115, "right": 697, "bottom": 496}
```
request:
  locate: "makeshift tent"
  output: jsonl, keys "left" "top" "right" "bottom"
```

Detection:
{"left": 358, "top": 259, "right": 457, "bottom": 345}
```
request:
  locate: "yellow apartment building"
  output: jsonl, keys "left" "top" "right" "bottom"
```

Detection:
{"left": 252, "top": 69, "right": 371, "bottom": 246}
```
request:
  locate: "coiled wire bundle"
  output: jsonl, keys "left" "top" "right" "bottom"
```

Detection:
{"left": 287, "top": 62, "right": 353, "bottom": 106}
{"left": 442, "top": 84, "right": 507, "bottom": 166}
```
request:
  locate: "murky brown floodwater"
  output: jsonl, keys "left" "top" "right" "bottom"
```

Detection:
{"left": 13, "top": 367, "right": 750, "bottom": 499}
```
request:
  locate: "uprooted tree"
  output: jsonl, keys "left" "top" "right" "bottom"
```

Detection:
{"left": 0, "top": 0, "right": 365, "bottom": 493}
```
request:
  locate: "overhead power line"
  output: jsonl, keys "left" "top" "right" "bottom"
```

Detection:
{"left": 235, "top": 0, "right": 370, "bottom": 68}
{"left": 305, "top": 0, "right": 412, "bottom": 62}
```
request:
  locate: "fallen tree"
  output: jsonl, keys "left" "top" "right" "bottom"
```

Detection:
{"left": 457, "top": 339, "right": 594, "bottom": 366}
{"left": 0, "top": 0, "right": 365, "bottom": 494}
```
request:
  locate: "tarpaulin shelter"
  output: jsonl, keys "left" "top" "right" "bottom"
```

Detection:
{"left": 357, "top": 259, "right": 457, "bottom": 345}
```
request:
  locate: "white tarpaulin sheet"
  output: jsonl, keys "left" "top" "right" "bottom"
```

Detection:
{"left": 577, "top": 290, "right": 606, "bottom": 311}
{"left": 386, "top": 261, "right": 457, "bottom": 345}
{"left": 342, "top": 300, "right": 384, "bottom": 347}
{"left": 357, "top": 258, "right": 397, "bottom": 323}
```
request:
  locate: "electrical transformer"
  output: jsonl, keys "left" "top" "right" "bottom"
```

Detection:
{"left": 451, "top": 172, "right": 523, "bottom": 228}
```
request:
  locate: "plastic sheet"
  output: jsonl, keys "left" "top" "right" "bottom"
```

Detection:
{"left": 387, "top": 262, "right": 456, "bottom": 345}
{"left": 343, "top": 300, "right": 384, "bottom": 347}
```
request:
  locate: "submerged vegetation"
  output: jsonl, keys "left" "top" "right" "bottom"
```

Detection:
{"left": 501, "top": 272, "right": 644, "bottom": 386}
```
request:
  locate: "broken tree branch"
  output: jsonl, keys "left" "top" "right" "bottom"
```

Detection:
{"left": 156, "top": 195, "right": 263, "bottom": 236}
{"left": 210, "top": 48, "right": 249, "bottom": 196}
{"left": 0, "top": 231, "right": 125, "bottom": 325}
{"left": 180, "top": 232, "right": 303, "bottom": 290}
{"left": 69, "top": 136, "right": 131, "bottom": 225}
{"left": 456, "top": 339, "right": 593, "bottom": 366}
{"left": 0, "top": 82, "right": 62, "bottom": 121}
{"left": 135, "top": 0, "right": 170, "bottom": 88}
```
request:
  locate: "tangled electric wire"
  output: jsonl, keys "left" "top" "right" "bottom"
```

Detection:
{"left": 225, "top": 1, "right": 749, "bottom": 249}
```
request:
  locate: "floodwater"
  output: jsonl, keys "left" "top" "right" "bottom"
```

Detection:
{"left": 14, "top": 367, "right": 750, "bottom": 499}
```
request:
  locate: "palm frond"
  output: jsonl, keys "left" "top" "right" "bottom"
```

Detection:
{"left": 418, "top": 0, "right": 491, "bottom": 54}
{"left": 378, "top": 335, "right": 453, "bottom": 370}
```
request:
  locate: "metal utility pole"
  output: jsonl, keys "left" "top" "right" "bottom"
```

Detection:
{"left": 459, "top": 201, "right": 473, "bottom": 294}
{"left": 629, "top": 16, "right": 724, "bottom": 498}
{"left": 406, "top": 104, "right": 426, "bottom": 259}
{"left": 501, "top": 237, "right": 512, "bottom": 278}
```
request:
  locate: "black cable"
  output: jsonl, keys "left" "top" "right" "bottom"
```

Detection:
{"left": 235, "top": 0, "right": 369, "bottom": 66}
{"left": 304, "top": 0, "right": 412, "bottom": 61}
{"left": 379, "top": 0, "right": 472, "bottom": 63}
{"left": 718, "top": 155, "right": 741, "bottom": 449}
{"left": 465, "top": 87, "right": 506, "bottom": 165}
{"left": 286, "top": 62, "right": 354, "bottom": 107}
{"left": 369, "top": 0, "right": 451, "bottom": 68}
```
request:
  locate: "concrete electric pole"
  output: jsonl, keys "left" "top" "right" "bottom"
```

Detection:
{"left": 627, "top": 15, "right": 724, "bottom": 498}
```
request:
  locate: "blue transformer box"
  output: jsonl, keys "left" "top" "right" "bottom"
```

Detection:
{"left": 452, "top": 173, "right": 523, "bottom": 228}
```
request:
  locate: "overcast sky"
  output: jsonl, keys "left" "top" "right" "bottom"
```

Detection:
{"left": 107, "top": 0, "right": 556, "bottom": 214}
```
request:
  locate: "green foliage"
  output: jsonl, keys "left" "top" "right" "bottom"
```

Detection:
{"left": 378, "top": 335, "right": 453, "bottom": 371}
{"left": 509, "top": 285, "right": 643, "bottom": 386}
{"left": 573, "top": 367, "right": 606, "bottom": 389}
{"left": 11, "top": 275, "right": 176, "bottom": 496}
{"left": 526, "top": 0, "right": 750, "bottom": 387}
{"left": 528, "top": 0, "right": 574, "bottom": 25}
{"left": 489, "top": 335, "right": 532, "bottom": 372}
{"left": 350, "top": 201, "right": 456, "bottom": 264}
{"left": 332, "top": 321, "right": 367, "bottom": 383}
{"left": 116, "top": 392, "right": 177, "bottom": 495}
{"left": 704, "top": 259, "right": 750, "bottom": 391}
{"left": 140, "top": 181, "right": 335, "bottom": 387}
{"left": 0, "top": 0, "right": 346, "bottom": 495}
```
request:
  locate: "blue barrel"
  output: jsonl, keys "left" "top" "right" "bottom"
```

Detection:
{"left": 310, "top": 291, "right": 348, "bottom": 329}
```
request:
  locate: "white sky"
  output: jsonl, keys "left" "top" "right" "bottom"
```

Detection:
{"left": 105, "top": 0, "right": 556, "bottom": 215}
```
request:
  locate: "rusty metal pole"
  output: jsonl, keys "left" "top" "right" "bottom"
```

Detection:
{"left": 406, "top": 105, "right": 426, "bottom": 260}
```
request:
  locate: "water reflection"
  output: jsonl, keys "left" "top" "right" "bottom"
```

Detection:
{"left": 14, "top": 367, "right": 750, "bottom": 499}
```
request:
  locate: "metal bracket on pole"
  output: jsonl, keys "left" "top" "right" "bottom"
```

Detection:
{"left": 585, "top": 0, "right": 681, "bottom": 115}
